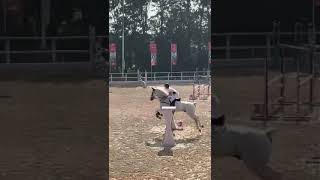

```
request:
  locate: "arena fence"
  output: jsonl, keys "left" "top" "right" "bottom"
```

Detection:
{"left": 213, "top": 31, "right": 320, "bottom": 60}
{"left": 109, "top": 71, "right": 211, "bottom": 86}
{"left": 0, "top": 27, "right": 107, "bottom": 77}
{"left": 213, "top": 30, "right": 320, "bottom": 72}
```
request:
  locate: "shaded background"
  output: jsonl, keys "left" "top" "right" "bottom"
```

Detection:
{"left": 213, "top": 0, "right": 316, "bottom": 32}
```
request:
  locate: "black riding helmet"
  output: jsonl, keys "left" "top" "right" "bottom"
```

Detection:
{"left": 164, "top": 83, "right": 170, "bottom": 89}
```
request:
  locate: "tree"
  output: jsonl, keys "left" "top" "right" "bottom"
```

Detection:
{"left": 109, "top": 0, "right": 211, "bottom": 72}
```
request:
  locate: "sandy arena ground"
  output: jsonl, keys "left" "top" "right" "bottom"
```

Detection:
{"left": 0, "top": 79, "right": 107, "bottom": 180}
{"left": 214, "top": 75, "right": 320, "bottom": 180}
{"left": 109, "top": 85, "right": 211, "bottom": 179}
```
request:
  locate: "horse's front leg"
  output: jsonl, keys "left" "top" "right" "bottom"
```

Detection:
{"left": 155, "top": 109, "right": 163, "bottom": 119}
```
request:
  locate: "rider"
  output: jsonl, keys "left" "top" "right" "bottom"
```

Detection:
{"left": 164, "top": 83, "right": 181, "bottom": 106}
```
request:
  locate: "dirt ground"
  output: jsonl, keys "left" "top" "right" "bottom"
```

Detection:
{"left": 109, "top": 85, "right": 211, "bottom": 179}
{"left": 214, "top": 75, "right": 320, "bottom": 180}
{"left": 0, "top": 80, "right": 107, "bottom": 180}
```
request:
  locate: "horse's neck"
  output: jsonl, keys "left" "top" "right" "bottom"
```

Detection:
{"left": 159, "top": 97, "right": 169, "bottom": 105}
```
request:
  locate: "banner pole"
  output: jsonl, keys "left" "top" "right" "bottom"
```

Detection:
{"left": 171, "top": 42, "right": 173, "bottom": 75}
{"left": 170, "top": 58, "right": 172, "bottom": 74}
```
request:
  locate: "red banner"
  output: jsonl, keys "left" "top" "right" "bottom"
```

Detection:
{"left": 171, "top": 43, "right": 177, "bottom": 65}
{"left": 109, "top": 43, "right": 117, "bottom": 67}
{"left": 316, "top": 0, "right": 320, "bottom": 7}
{"left": 149, "top": 42, "right": 157, "bottom": 66}
{"left": 208, "top": 41, "right": 211, "bottom": 64}
{"left": 7, "top": 0, "right": 23, "bottom": 16}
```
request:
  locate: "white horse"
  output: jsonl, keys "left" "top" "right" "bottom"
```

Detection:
{"left": 213, "top": 118, "right": 282, "bottom": 180}
{"left": 150, "top": 87, "right": 204, "bottom": 132}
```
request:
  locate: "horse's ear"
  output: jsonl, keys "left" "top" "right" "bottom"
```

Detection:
{"left": 151, "top": 87, "right": 155, "bottom": 90}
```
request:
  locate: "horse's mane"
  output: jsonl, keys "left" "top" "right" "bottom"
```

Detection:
{"left": 152, "top": 86, "right": 169, "bottom": 97}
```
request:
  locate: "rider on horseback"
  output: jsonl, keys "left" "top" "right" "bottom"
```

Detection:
{"left": 164, "top": 83, "right": 181, "bottom": 106}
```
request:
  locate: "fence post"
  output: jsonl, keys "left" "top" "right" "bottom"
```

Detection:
{"left": 89, "top": 26, "right": 96, "bottom": 71}
{"left": 51, "top": 39, "right": 56, "bottom": 63}
{"left": 226, "top": 35, "right": 231, "bottom": 60}
{"left": 145, "top": 71, "right": 147, "bottom": 82}
{"left": 266, "top": 33, "right": 271, "bottom": 62}
{"left": 251, "top": 48, "right": 255, "bottom": 58}
{"left": 5, "top": 39, "right": 10, "bottom": 64}
{"left": 272, "top": 21, "right": 280, "bottom": 68}
{"left": 181, "top": 72, "right": 183, "bottom": 80}
{"left": 309, "top": 41, "right": 315, "bottom": 112}
{"left": 308, "top": 23, "right": 314, "bottom": 45}
{"left": 264, "top": 33, "right": 272, "bottom": 127}
{"left": 168, "top": 72, "right": 170, "bottom": 80}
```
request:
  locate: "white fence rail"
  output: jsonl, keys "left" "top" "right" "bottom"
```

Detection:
{"left": 109, "top": 71, "right": 211, "bottom": 83}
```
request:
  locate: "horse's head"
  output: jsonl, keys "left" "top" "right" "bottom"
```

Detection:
{"left": 150, "top": 87, "right": 156, "bottom": 101}
{"left": 150, "top": 87, "right": 168, "bottom": 101}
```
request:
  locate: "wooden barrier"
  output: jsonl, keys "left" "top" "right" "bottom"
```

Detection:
{"left": 160, "top": 106, "right": 177, "bottom": 148}
{"left": 251, "top": 22, "right": 320, "bottom": 125}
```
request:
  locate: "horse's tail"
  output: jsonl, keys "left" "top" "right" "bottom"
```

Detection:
{"left": 265, "top": 128, "right": 277, "bottom": 143}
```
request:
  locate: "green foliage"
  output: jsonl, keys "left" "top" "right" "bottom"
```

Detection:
{"left": 109, "top": 0, "right": 210, "bottom": 71}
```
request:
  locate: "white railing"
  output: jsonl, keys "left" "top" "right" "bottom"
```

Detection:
{"left": 0, "top": 26, "right": 106, "bottom": 67}
{"left": 109, "top": 71, "right": 211, "bottom": 82}
{"left": 212, "top": 31, "right": 319, "bottom": 60}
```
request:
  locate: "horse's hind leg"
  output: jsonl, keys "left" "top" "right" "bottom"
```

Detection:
{"left": 246, "top": 164, "right": 282, "bottom": 180}
{"left": 188, "top": 112, "right": 203, "bottom": 132}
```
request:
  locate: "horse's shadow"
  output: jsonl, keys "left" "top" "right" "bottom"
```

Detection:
{"left": 157, "top": 147, "right": 174, "bottom": 156}
{"left": 145, "top": 135, "right": 201, "bottom": 156}
{"left": 0, "top": 95, "right": 12, "bottom": 99}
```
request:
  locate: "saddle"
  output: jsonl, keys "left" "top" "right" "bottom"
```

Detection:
{"left": 169, "top": 98, "right": 181, "bottom": 106}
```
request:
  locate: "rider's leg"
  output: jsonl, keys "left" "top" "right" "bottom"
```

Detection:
{"left": 170, "top": 99, "right": 176, "bottom": 106}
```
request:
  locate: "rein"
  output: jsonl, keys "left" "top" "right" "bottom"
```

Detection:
{"left": 151, "top": 88, "right": 170, "bottom": 105}
{"left": 159, "top": 96, "right": 170, "bottom": 105}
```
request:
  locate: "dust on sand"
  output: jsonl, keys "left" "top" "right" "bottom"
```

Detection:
{"left": 109, "top": 85, "right": 211, "bottom": 179}
{"left": 0, "top": 80, "right": 107, "bottom": 180}
{"left": 214, "top": 75, "right": 320, "bottom": 180}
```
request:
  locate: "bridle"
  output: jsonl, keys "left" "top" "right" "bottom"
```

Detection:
{"left": 159, "top": 96, "right": 170, "bottom": 105}
{"left": 151, "top": 89, "right": 170, "bottom": 105}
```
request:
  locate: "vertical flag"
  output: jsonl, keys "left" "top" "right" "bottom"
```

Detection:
{"left": 171, "top": 43, "right": 177, "bottom": 65}
{"left": 208, "top": 41, "right": 211, "bottom": 64}
{"left": 316, "top": 0, "right": 320, "bottom": 6}
{"left": 109, "top": 43, "right": 117, "bottom": 67}
{"left": 7, "top": 0, "right": 23, "bottom": 16}
{"left": 150, "top": 42, "right": 157, "bottom": 66}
